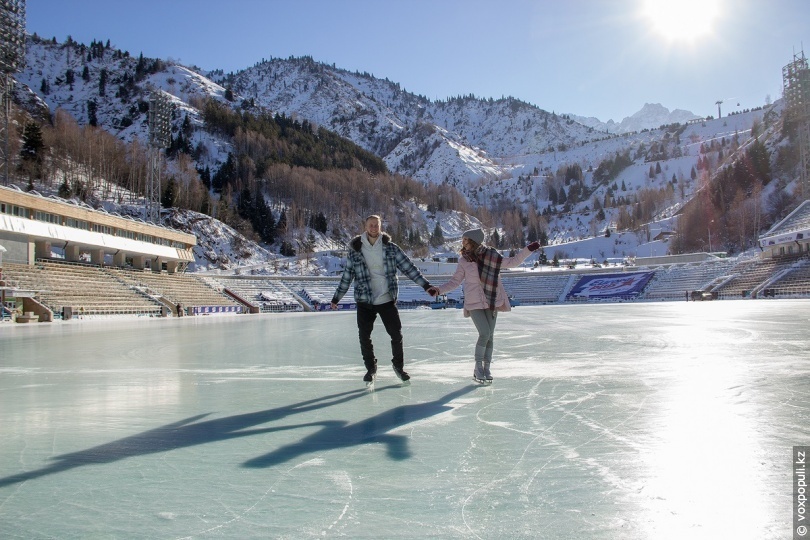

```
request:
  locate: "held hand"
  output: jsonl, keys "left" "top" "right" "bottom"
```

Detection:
{"left": 330, "top": 302, "right": 338, "bottom": 310}
{"left": 527, "top": 241, "right": 540, "bottom": 252}
{"left": 427, "top": 286, "right": 439, "bottom": 297}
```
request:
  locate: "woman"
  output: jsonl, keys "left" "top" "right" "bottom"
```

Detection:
{"left": 428, "top": 228, "right": 539, "bottom": 383}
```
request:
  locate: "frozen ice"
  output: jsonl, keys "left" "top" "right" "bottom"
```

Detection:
{"left": 1, "top": 300, "right": 808, "bottom": 539}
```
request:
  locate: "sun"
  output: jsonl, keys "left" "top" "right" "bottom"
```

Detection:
{"left": 641, "top": 0, "right": 721, "bottom": 43}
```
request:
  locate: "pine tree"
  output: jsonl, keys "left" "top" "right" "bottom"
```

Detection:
{"left": 87, "top": 99, "right": 98, "bottom": 126}
{"left": 430, "top": 221, "right": 444, "bottom": 247}
{"left": 276, "top": 209, "right": 288, "bottom": 236}
{"left": 20, "top": 122, "right": 45, "bottom": 162}
{"left": 99, "top": 68, "right": 107, "bottom": 96}
{"left": 20, "top": 122, "right": 46, "bottom": 181}
{"left": 161, "top": 178, "right": 178, "bottom": 208}
{"left": 253, "top": 192, "right": 275, "bottom": 243}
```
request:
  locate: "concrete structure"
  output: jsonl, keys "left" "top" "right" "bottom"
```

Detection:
{"left": 758, "top": 199, "right": 810, "bottom": 258}
{"left": 0, "top": 184, "right": 195, "bottom": 271}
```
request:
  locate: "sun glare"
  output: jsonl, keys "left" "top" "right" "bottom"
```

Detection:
{"left": 642, "top": 0, "right": 721, "bottom": 43}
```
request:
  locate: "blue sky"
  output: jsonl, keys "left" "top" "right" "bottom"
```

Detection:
{"left": 25, "top": 0, "right": 810, "bottom": 122}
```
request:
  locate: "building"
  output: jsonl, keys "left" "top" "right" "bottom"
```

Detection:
{"left": 0, "top": 184, "right": 195, "bottom": 272}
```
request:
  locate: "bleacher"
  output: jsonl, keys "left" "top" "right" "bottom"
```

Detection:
{"left": 279, "top": 277, "right": 440, "bottom": 311}
{"left": 502, "top": 273, "right": 571, "bottom": 304}
{"left": 109, "top": 267, "right": 242, "bottom": 313}
{"left": 282, "top": 279, "right": 352, "bottom": 311}
{"left": 3, "top": 250, "right": 808, "bottom": 322}
{"left": 2, "top": 260, "right": 163, "bottom": 316}
{"left": 759, "top": 255, "right": 810, "bottom": 298}
{"left": 640, "top": 259, "right": 736, "bottom": 301}
{"left": 711, "top": 257, "right": 786, "bottom": 299}
{"left": 394, "top": 280, "right": 434, "bottom": 308}
{"left": 208, "top": 277, "right": 303, "bottom": 313}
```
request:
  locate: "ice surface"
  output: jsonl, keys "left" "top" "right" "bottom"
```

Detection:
{"left": 1, "top": 300, "right": 808, "bottom": 539}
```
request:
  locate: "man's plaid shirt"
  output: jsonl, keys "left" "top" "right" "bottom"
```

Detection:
{"left": 332, "top": 234, "right": 431, "bottom": 305}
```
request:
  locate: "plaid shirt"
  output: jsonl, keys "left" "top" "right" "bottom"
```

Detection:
{"left": 332, "top": 234, "right": 430, "bottom": 305}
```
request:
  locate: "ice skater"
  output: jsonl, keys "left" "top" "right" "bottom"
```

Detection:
{"left": 331, "top": 214, "right": 433, "bottom": 383}
{"left": 428, "top": 228, "right": 539, "bottom": 384}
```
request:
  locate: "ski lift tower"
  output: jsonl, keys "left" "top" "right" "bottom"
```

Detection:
{"left": 0, "top": 0, "right": 25, "bottom": 186}
{"left": 146, "top": 89, "right": 171, "bottom": 223}
{"left": 783, "top": 49, "right": 810, "bottom": 201}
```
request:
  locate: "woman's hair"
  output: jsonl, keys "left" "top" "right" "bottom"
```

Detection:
{"left": 461, "top": 237, "right": 480, "bottom": 251}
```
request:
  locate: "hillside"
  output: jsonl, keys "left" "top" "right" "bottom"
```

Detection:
{"left": 10, "top": 34, "right": 803, "bottom": 274}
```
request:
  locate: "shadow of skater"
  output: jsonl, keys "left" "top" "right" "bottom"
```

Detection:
{"left": 0, "top": 387, "right": 385, "bottom": 488}
{"left": 243, "top": 385, "right": 477, "bottom": 468}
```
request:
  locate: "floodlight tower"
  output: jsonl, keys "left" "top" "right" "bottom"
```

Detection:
{"left": 783, "top": 49, "right": 810, "bottom": 200}
{"left": 146, "top": 89, "right": 171, "bottom": 223}
{"left": 0, "top": 0, "right": 25, "bottom": 186}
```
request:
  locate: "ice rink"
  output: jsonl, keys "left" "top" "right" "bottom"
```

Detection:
{"left": 1, "top": 300, "right": 808, "bottom": 539}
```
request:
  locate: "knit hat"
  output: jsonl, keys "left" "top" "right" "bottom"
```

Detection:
{"left": 462, "top": 228, "right": 485, "bottom": 245}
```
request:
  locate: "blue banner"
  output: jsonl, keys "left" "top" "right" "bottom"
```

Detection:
{"left": 567, "top": 272, "right": 654, "bottom": 299}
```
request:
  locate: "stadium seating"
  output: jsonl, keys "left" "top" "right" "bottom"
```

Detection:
{"left": 208, "top": 277, "right": 303, "bottom": 312}
{"left": 109, "top": 268, "right": 242, "bottom": 312}
{"left": 2, "top": 260, "right": 163, "bottom": 316}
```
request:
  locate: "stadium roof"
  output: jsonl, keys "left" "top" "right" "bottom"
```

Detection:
{"left": 759, "top": 200, "right": 810, "bottom": 248}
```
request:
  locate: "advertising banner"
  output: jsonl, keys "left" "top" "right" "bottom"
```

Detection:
{"left": 566, "top": 272, "right": 654, "bottom": 299}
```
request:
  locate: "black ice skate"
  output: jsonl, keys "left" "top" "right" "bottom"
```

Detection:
{"left": 392, "top": 365, "right": 410, "bottom": 383}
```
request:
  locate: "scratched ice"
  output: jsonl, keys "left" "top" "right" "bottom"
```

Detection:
{"left": 1, "top": 300, "right": 808, "bottom": 539}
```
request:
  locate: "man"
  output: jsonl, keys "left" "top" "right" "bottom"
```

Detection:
{"left": 331, "top": 215, "right": 433, "bottom": 383}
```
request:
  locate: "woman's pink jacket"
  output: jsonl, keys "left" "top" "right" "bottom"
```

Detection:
{"left": 435, "top": 247, "right": 531, "bottom": 317}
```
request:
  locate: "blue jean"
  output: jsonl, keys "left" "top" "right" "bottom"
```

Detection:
{"left": 469, "top": 309, "right": 497, "bottom": 376}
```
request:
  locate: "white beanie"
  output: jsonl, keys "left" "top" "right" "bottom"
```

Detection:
{"left": 462, "top": 228, "right": 485, "bottom": 244}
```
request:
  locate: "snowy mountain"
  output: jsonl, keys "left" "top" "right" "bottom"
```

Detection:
{"left": 12, "top": 35, "right": 789, "bottom": 274}
{"left": 570, "top": 103, "right": 702, "bottom": 135}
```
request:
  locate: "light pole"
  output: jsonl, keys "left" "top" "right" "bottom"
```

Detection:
{"left": 146, "top": 89, "right": 171, "bottom": 223}
{"left": 708, "top": 220, "right": 714, "bottom": 253}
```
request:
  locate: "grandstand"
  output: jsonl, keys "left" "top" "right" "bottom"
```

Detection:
{"left": 109, "top": 268, "right": 243, "bottom": 315}
{"left": 640, "top": 259, "right": 737, "bottom": 301}
{"left": 2, "top": 260, "right": 163, "bottom": 316}
{"left": 207, "top": 276, "right": 303, "bottom": 313}
{"left": 502, "top": 273, "right": 572, "bottom": 304}
{"left": 711, "top": 254, "right": 810, "bottom": 299}
{"left": 282, "top": 278, "right": 355, "bottom": 311}
{"left": 765, "top": 256, "right": 810, "bottom": 297}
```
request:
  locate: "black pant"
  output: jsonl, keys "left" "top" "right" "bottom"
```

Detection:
{"left": 356, "top": 301, "right": 403, "bottom": 370}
